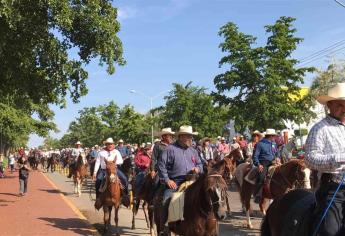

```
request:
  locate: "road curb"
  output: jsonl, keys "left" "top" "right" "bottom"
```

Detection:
{"left": 41, "top": 172, "right": 100, "bottom": 235}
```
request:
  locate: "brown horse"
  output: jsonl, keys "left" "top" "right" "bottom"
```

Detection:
{"left": 99, "top": 159, "right": 122, "bottom": 235}
{"left": 72, "top": 152, "right": 88, "bottom": 197}
{"left": 234, "top": 159, "right": 307, "bottom": 229}
{"left": 154, "top": 162, "right": 229, "bottom": 236}
{"left": 131, "top": 172, "right": 155, "bottom": 235}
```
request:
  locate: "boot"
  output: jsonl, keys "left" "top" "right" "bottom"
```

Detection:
{"left": 121, "top": 190, "right": 130, "bottom": 208}
{"left": 254, "top": 188, "right": 262, "bottom": 204}
{"left": 67, "top": 166, "right": 73, "bottom": 178}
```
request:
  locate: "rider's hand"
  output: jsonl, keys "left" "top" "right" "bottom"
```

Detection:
{"left": 167, "top": 180, "right": 177, "bottom": 189}
{"left": 150, "top": 171, "right": 156, "bottom": 178}
{"left": 258, "top": 165, "right": 264, "bottom": 172}
{"left": 192, "top": 167, "right": 199, "bottom": 174}
{"left": 92, "top": 174, "right": 96, "bottom": 181}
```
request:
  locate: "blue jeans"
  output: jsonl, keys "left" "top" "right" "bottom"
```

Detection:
{"left": 95, "top": 168, "right": 128, "bottom": 198}
{"left": 163, "top": 188, "right": 177, "bottom": 204}
{"left": 134, "top": 171, "right": 146, "bottom": 194}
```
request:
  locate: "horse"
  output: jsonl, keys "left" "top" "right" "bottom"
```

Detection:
{"left": 234, "top": 159, "right": 307, "bottom": 229}
{"left": 72, "top": 152, "right": 88, "bottom": 197}
{"left": 261, "top": 189, "right": 315, "bottom": 236}
{"left": 99, "top": 159, "right": 122, "bottom": 235}
{"left": 154, "top": 163, "right": 229, "bottom": 236}
{"left": 28, "top": 153, "right": 39, "bottom": 170}
{"left": 281, "top": 137, "right": 297, "bottom": 164}
{"left": 46, "top": 153, "right": 58, "bottom": 172}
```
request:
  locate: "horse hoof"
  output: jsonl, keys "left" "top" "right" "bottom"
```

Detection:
{"left": 248, "top": 223, "right": 253, "bottom": 229}
{"left": 131, "top": 225, "right": 135, "bottom": 230}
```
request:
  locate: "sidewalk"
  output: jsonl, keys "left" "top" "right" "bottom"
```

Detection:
{"left": 0, "top": 168, "right": 97, "bottom": 236}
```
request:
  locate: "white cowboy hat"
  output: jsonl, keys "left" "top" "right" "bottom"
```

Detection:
{"left": 221, "top": 137, "right": 226, "bottom": 141}
{"left": 75, "top": 141, "right": 81, "bottom": 145}
{"left": 317, "top": 82, "right": 345, "bottom": 105}
{"left": 154, "top": 138, "right": 161, "bottom": 143}
{"left": 252, "top": 130, "right": 262, "bottom": 136}
{"left": 118, "top": 139, "right": 124, "bottom": 143}
{"left": 104, "top": 138, "right": 115, "bottom": 144}
{"left": 265, "top": 129, "right": 277, "bottom": 136}
{"left": 176, "top": 125, "right": 198, "bottom": 136}
{"left": 159, "top": 127, "right": 175, "bottom": 136}
{"left": 217, "top": 136, "right": 221, "bottom": 139}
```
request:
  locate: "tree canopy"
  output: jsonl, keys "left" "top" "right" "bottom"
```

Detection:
{"left": 213, "top": 16, "right": 315, "bottom": 131}
{"left": 0, "top": 0, "right": 124, "bottom": 151}
{"left": 157, "top": 82, "right": 229, "bottom": 138}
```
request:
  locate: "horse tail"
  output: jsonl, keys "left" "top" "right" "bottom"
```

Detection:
{"left": 260, "top": 215, "right": 271, "bottom": 236}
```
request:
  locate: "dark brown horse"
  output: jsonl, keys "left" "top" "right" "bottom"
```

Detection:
{"left": 261, "top": 189, "right": 315, "bottom": 236}
{"left": 72, "top": 152, "right": 88, "bottom": 197}
{"left": 99, "top": 159, "right": 122, "bottom": 235}
{"left": 234, "top": 159, "right": 307, "bottom": 228}
{"left": 154, "top": 163, "right": 229, "bottom": 236}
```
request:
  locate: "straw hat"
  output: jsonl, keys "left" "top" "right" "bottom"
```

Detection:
{"left": 317, "top": 83, "right": 345, "bottom": 105}
{"left": 200, "top": 137, "right": 211, "bottom": 144}
{"left": 176, "top": 125, "right": 198, "bottom": 136}
{"left": 252, "top": 130, "right": 262, "bottom": 136}
{"left": 118, "top": 139, "right": 124, "bottom": 143}
{"left": 104, "top": 138, "right": 115, "bottom": 144}
{"left": 159, "top": 127, "right": 175, "bottom": 136}
{"left": 265, "top": 129, "right": 277, "bottom": 136}
{"left": 75, "top": 141, "right": 82, "bottom": 145}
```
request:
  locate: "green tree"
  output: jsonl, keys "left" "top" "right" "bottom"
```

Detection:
{"left": 0, "top": 0, "right": 124, "bottom": 149}
{"left": 213, "top": 17, "right": 315, "bottom": 131}
{"left": 159, "top": 82, "right": 229, "bottom": 138}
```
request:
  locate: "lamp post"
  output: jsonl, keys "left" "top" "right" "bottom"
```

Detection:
{"left": 130, "top": 89, "right": 170, "bottom": 143}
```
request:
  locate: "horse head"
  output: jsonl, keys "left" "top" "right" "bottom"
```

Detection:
{"left": 283, "top": 159, "right": 306, "bottom": 189}
{"left": 105, "top": 159, "right": 117, "bottom": 183}
{"left": 204, "top": 171, "right": 228, "bottom": 220}
{"left": 208, "top": 159, "right": 234, "bottom": 183}
{"left": 77, "top": 151, "right": 87, "bottom": 166}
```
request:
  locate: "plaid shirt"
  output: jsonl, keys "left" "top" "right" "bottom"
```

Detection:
{"left": 305, "top": 115, "right": 345, "bottom": 181}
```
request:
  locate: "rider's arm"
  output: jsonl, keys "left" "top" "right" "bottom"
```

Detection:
{"left": 157, "top": 148, "right": 170, "bottom": 184}
{"left": 194, "top": 152, "right": 204, "bottom": 174}
{"left": 115, "top": 150, "right": 123, "bottom": 165}
{"left": 253, "top": 142, "right": 262, "bottom": 166}
{"left": 150, "top": 145, "right": 159, "bottom": 171}
{"left": 93, "top": 153, "right": 101, "bottom": 176}
{"left": 305, "top": 125, "right": 345, "bottom": 172}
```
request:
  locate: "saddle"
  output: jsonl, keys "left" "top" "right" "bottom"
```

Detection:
{"left": 167, "top": 180, "right": 195, "bottom": 223}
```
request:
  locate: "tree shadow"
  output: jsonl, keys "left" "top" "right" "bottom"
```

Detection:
{"left": 0, "top": 192, "right": 20, "bottom": 197}
{"left": 38, "top": 188, "right": 71, "bottom": 196}
{"left": 38, "top": 217, "right": 97, "bottom": 236}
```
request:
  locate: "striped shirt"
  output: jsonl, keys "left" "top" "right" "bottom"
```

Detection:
{"left": 305, "top": 115, "right": 345, "bottom": 181}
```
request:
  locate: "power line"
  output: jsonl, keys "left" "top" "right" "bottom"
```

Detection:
{"left": 298, "top": 39, "right": 345, "bottom": 63}
{"left": 335, "top": 0, "right": 345, "bottom": 8}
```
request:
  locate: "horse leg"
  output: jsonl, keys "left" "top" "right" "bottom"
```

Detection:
{"left": 77, "top": 178, "right": 81, "bottom": 197}
{"left": 115, "top": 206, "right": 120, "bottom": 236}
{"left": 131, "top": 200, "right": 136, "bottom": 230}
{"left": 74, "top": 179, "right": 78, "bottom": 194}
{"left": 148, "top": 204, "right": 155, "bottom": 236}
{"left": 226, "top": 195, "right": 231, "bottom": 217}
{"left": 103, "top": 206, "right": 111, "bottom": 233}
{"left": 243, "top": 182, "right": 253, "bottom": 229}
{"left": 260, "top": 197, "right": 268, "bottom": 216}
{"left": 143, "top": 202, "right": 150, "bottom": 228}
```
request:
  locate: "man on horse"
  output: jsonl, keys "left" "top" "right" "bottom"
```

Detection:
{"left": 89, "top": 145, "right": 100, "bottom": 178}
{"left": 218, "top": 137, "right": 230, "bottom": 159}
{"left": 157, "top": 125, "right": 203, "bottom": 233}
{"left": 67, "top": 141, "right": 84, "bottom": 178}
{"left": 305, "top": 82, "right": 345, "bottom": 236}
{"left": 252, "top": 128, "right": 278, "bottom": 203}
{"left": 116, "top": 139, "right": 131, "bottom": 160}
{"left": 93, "top": 137, "right": 130, "bottom": 208}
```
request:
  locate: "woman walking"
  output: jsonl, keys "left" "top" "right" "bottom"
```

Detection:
{"left": 18, "top": 155, "right": 30, "bottom": 196}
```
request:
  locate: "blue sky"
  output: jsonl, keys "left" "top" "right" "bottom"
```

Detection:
{"left": 29, "top": 0, "right": 345, "bottom": 147}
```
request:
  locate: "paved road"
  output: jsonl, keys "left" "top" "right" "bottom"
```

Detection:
{"left": 44, "top": 168, "right": 262, "bottom": 236}
{"left": 0, "top": 165, "right": 262, "bottom": 235}
{"left": 0, "top": 168, "right": 96, "bottom": 236}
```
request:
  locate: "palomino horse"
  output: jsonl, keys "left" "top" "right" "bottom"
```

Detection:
{"left": 99, "top": 159, "right": 122, "bottom": 235}
{"left": 234, "top": 159, "right": 307, "bottom": 229}
{"left": 154, "top": 163, "right": 229, "bottom": 236}
{"left": 72, "top": 152, "right": 88, "bottom": 197}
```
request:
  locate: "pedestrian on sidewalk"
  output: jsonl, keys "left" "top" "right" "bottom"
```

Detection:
{"left": 0, "top": 154, "right": 5, "bottom": 178}
{"left": 18, "top": 155, "right": 30, "bottom": 196}
{"left": 9, "top": 153, "right": 15, "bottom": 173}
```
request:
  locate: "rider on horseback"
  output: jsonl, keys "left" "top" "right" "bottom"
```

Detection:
{"left": 305, "top": 82, "right": 345, "bottom": 236}
{"left": 253, "top": 128, "right": 278, "bottom": 203}
{"left": 93, "top": 137, "right": 130, "bottom": 208}
{"left": 157, "top": 125, "right": 203, "bottom": 234}
{"left": 67, "top": 141, "right": 83, "bottom": 178}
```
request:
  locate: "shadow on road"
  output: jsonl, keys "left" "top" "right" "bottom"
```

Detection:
{"left": 0, "top": 192, "right": 19, "bottom": 197}
{"left": 93, "top": 223, "right": 148, "bottom": 236}
{"left": 38, "top": 217, "right": 97, "bottom": 235}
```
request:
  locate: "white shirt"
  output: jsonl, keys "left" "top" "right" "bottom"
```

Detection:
{"left": 93, "top": 149, "right": 123, "bottom": 176}
{"left": 71, "top": 148, "right": 84, "bottom": 161}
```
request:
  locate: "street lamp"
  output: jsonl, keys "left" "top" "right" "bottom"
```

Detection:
{"left": 130, "top": 89, "right": 170, "bottom": 143}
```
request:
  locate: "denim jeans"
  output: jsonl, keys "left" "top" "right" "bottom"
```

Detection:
{"left": 95, "top": 168, "right": 128, "bottom": 198}
{"left": 19, "top": 178, "right": 28, "bottom": 194}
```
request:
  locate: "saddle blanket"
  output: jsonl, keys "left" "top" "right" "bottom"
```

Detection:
{"left": 167, "top": 180, "right": 194, "bottom": 223}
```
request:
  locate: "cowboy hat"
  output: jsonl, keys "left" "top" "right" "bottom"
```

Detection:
{"left": 176, "top": 125, "right": 198, "bottom": 136}
{"left": 159, "top": 127, "right": 175, "bottom": 136}
{"left": 104, "top": 138, "right": 115, "bottom": 144}
{"left": 265, "top": 129, "right": 277, "bottom": 136}
{"left": 200, "top": 137, "right": 211, "bottom": 144}
{"left": 75, "top": 141, "right": 81, "bottom": 145}
{"left": 118, "top": 139, "right": 124, "bottom": 143}
{"left": 317, "top": 82, "right": 345, "bottom": 105}
{"left": 154, "top": 138, "right": 161, "bottom": 143}
{"left": 252, "top": 130, "right": 262, "bottom": 136}
{"left": 221, "top": 137, "right": 226, "bottom": 141}
{"left": 217, "top": 136, "right": 221, "bottom": 139}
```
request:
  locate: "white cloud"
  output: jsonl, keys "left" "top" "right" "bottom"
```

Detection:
{"left": 118, "top": 6, "right": 138, "bottom": 21}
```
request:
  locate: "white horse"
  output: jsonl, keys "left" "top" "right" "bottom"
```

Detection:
{"left": 280, "top": 138, "right": 297, "bottom": 164}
